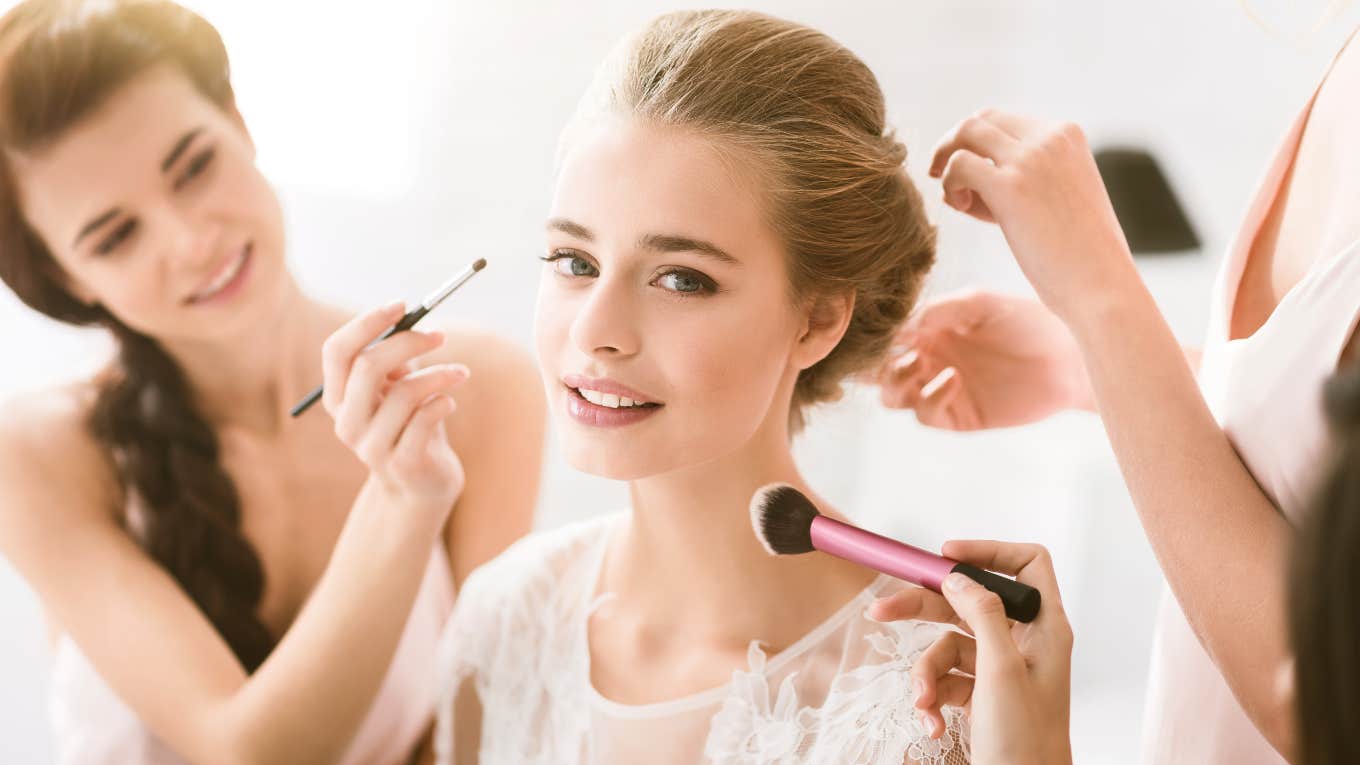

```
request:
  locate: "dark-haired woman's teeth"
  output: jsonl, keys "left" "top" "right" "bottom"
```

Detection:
{"left": 191, "top": 249, "right": 248, "bottom": 302}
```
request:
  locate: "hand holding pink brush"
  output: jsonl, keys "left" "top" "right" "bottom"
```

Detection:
{"left": 749, "top": 484, "right": 1042, "bottom": 623}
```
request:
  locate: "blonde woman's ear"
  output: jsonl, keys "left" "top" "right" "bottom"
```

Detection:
{"left": 793, "top": 290, "right": 855, "bottom": 370}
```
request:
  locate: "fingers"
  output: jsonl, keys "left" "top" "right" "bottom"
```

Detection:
{"left": 331, "top": 331, "right": 448, "bottom": 447}
{"left": 909, "top": 290, "right": 1002, "bottom": 336}
{"left": 932, "top": 673, "right": 975, "bottom": 710}
{"left": 321, "top": 301, "right": 405, "bottom": 411}
{"left": 868, "top": 586, "right": 964, "bottom": 629}
{"left": 335, "top": 328, "right": 446, "bottom": 416}
{"left": 940, "top": 540, "right": 1062, "bottom": 600}
{"left": 914, "top": 367, "right": 976, "bottom": 431}
{"left": 879, "top": 349, "right": 938, "bottom": 410}
{"left": 939, "top": 149, "right": 998, "bottom": 222}
{"left": 392, "top": 393, "right": 458, "bottom": 469}
{"left": 930, "top": 113, "right": 1020, "bottom": 178}
{"left": 976, "top": 109, "right": 1042, "bottom": 140}
{"left": 913, "top": 631, "right": 978, "bottom": 697}
{"left": 941, "top": 572, "right": 1019, "bottom": 655}
{"left": 911, "top": 631, "right": 979, "bottom": 740}
{"left": 355, "top": 365, "right": 469, "bottom": 465}
{"left": 917, "top": 674, "right": 975, "bottom": 739}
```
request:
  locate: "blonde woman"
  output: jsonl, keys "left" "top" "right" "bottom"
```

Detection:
{"left": 406, "top": 10, "right": 969, "bottom": 765}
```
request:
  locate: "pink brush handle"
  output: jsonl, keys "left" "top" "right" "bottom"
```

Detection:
{"left": 809, "top": 515, "right": 956, "bottom": 590}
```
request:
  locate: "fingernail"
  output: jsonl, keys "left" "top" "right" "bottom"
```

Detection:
{"left": 891, "top": 349, "right": 919, "bottom": 372}
{"left": 864, "top": 604, "right": 884, "bottom": 622}
{"left": 913, "top": 678, "right": 924, "bottom": 698}
{"left": 920, "top": 367, "right": 956, "bottom": 399}
{"left": 945, "top": 573, "right": 972, "bottom": 592}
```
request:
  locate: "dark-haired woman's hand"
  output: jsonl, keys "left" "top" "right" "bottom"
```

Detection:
{"left": 322, "top": 302, "right": 468, "bottom": 516}
{"left": 876, "top": 290, "right": 1093, "bottom": 429}
{"left": 870, "top": 541, "right": 1074, "bottom": 765}
{"left": 930, "top": 110, "right": 1140, "bottom": 326}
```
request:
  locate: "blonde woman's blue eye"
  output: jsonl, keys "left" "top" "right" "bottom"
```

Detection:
{"left": 657, "top": 270, "right": 713, "bottom": 294}
{"left": 541, "top": 252, "right": 597, "bottom": 277}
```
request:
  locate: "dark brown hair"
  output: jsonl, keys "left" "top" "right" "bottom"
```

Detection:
{"left": 1290, "top": 366, "right": 1360, "bottom": 765}
{"left": 0, "top": 0, "right": 272, "bottom": 670}
{"left": 567, "top": 10, "right": 937, "bottom": 432}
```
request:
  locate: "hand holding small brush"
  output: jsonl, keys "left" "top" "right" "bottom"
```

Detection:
{"left": 750, "top": 484, "right": 1041, "bottom": 622}
{"left": 875, "top": 540, "right": 1074, "bottom": 765}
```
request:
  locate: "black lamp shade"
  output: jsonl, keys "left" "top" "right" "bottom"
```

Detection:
{"left": 1094, "top": 147, "right": 1200, "bottom": 255}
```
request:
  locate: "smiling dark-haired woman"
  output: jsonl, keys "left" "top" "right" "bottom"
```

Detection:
{"left": 0, "top": 2, "right": 544, "bottom": 763}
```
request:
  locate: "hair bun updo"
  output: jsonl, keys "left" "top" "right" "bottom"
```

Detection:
{"left": 567, "top": 9, "right": 936, "bottom": 432}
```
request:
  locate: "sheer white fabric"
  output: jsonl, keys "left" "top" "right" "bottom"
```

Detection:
{"left": 434, "top": 514, "right": 970, "bottom": 765}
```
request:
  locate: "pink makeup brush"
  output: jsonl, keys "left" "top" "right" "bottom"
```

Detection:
{"left": 750, "top": 484, "right": 1041, "bottom": 623}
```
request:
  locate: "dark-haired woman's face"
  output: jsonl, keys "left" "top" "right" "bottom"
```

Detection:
{"left": 10, "top": 64, "right": 288, "bottom": 342}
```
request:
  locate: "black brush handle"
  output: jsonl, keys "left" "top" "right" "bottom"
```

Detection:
{"left": 288, "top": 305, "right": 432, "bottom": 418}
{"left": 950, "top": 562, "right": 1042, "bottom": 623}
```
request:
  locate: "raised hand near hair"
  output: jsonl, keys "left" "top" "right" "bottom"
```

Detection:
{"left": 876, "top": 290, "right": 1093, "bottom": 430}
{"left": 322, "top": 301, "right": 468, "bottom": 515}
{"left": 930, "top": 110, "right": 1138, "bottom": 325}
{"left": 869, "top": 541, "right": 1074, "bottom": 765}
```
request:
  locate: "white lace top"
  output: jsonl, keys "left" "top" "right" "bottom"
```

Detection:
{"left": 434, "top": 514, "right": 970, "bottom": 765}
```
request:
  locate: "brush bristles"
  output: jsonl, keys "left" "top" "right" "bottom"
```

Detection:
{"left": 750, "top": 483, "right": 821, "bottom": 556}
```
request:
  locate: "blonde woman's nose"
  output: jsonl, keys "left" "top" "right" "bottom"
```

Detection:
{"left": 569, "top": 277, "right": 641, "bottom": 358}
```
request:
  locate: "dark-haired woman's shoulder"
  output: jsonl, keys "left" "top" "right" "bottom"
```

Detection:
{"left": 0, "top": 381, "right": 122, "bottom": 523}
{"left": 0, "top": 382, "right": 124, "bottom": 625}
{"left": 415, "top": 322, "right": 548, "bottom": 587}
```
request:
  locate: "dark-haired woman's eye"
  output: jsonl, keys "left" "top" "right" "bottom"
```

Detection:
{"left": 94, "top": 219, "right": 138, "bottom": 256}
{"left": 655, "top": 268, "right": 717, "bottom": 296}
{"left": 540, "top": 251, "right": 599, "bottom": 278}
{"left": 174, "top": 148, "right": 216, "bottom": 191}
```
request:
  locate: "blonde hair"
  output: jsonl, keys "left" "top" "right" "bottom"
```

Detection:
{"left": 565, "top": 10, "right": 936, "bottom": 431}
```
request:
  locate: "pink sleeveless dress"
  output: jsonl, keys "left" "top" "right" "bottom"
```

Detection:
{"left": 1139, "top": 47, "right": 1360, "bottom": 764}
{"left": 48, "top": 544, "right": 455, "bottom": 764}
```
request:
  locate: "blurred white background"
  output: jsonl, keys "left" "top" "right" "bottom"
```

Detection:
{"left": 2, "top": 1, "right": 1357, "bottom": 762}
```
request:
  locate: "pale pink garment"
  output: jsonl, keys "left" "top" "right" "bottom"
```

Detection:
{"left": 1139, "top": 46, "right": 1360, "bottom": 764}
{"left": 48, "top": 543, "right": 455, "bottom": 765}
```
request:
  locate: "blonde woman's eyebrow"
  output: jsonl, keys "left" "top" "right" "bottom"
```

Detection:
{"left": 546, "top": 218, "right": 739, "bottom": 267}
{"left": 639, "top": 233, "right": 739, "bottom": 266}
{"left": 546, "top": 217, "right": 593, "bottom": 240}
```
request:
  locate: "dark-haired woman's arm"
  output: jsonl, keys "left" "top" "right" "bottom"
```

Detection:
{"left": 0, "top": 303, "right": 469, "bottom": 765}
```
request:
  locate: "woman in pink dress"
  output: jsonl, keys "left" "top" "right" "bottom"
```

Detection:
{"left": 877, "top": 23, "right": 1360, "bottom": 765}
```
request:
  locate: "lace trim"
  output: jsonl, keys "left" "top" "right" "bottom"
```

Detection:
{"left": 703, "top": 620, "right": 970, "bottom": 765}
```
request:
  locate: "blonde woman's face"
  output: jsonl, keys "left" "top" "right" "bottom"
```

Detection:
{"left": 534, "top": 118, "right": 809, "bottom": 480}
